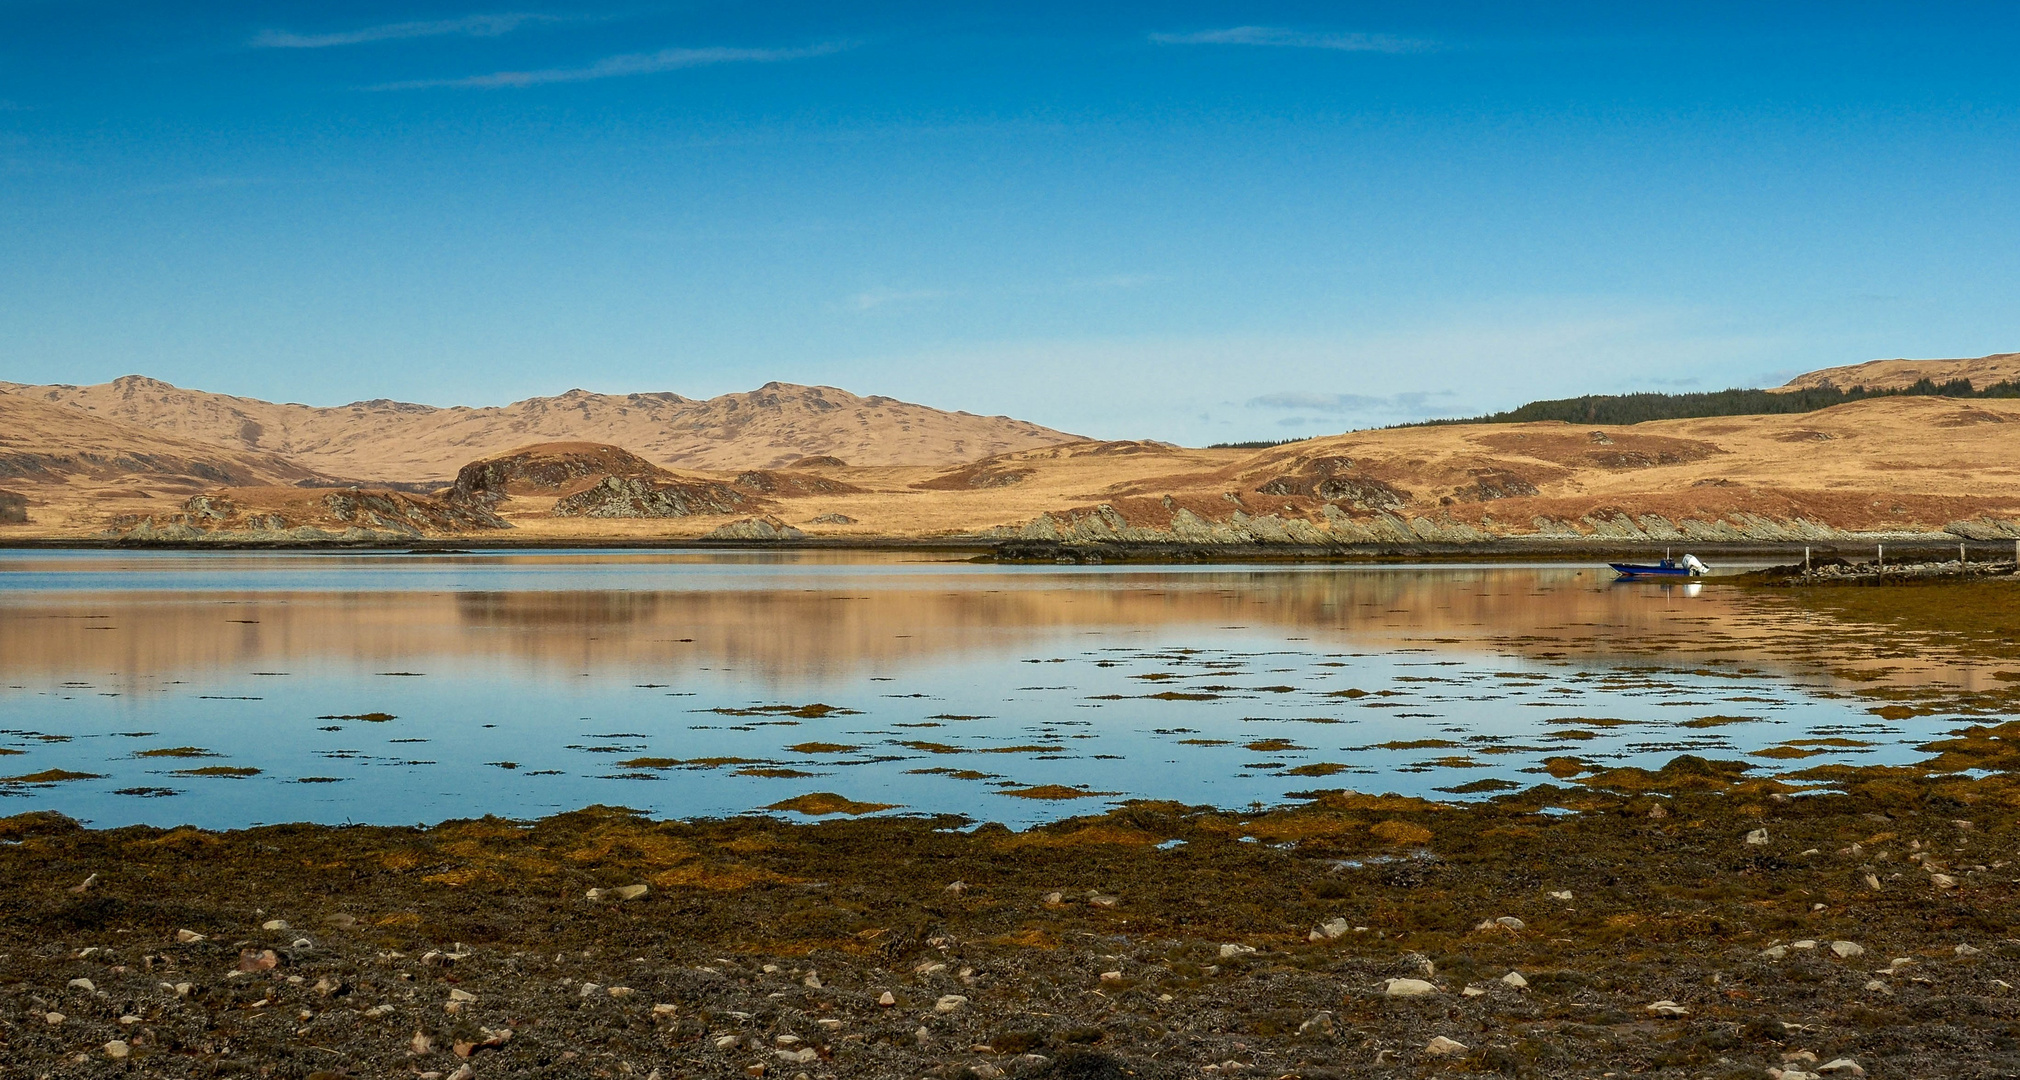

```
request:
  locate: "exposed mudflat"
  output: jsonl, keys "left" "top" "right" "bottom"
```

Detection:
{"left": 4, "top": 749, "right": 2020, "bottom": 1079}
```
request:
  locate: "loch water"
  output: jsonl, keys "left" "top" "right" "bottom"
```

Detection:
{"left": 0, "top": 549, "right": 1977, "bottom": 829}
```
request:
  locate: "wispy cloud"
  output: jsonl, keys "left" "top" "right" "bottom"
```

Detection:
{"left": 1151, "top": 27, "right": 1433, "bottom": 53}
{"left": 844, "top": 287, "right": 951, "bottom": 312}
{"left": 374, "top": 40, "right": 855, "bottom": 90}
{"left": 1248, "top": 390, "right": 1453, "bottom": 414}
{"left": 253, "top": 13, "right": 557, "bottom": 49}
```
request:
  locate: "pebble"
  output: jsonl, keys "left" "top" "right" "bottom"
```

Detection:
{"left": 1830, "top": 941, "right": 1865, "bottom": 958}
{"left": 1382, "top": 978, "right": 1437, "bottom": 997}
{"left": 878, "top": 991, "right": 897, "bottom": 1007}
{"left": 118, "top": 1014, "right": 141, "bottom": 1025}
{"left": 608, "top": 985, "right": 636, "bottom": 998}
{"left": 1745, "top": 828, "right": 1770, "bottom": 845}
{"left": 103, "top": 1040, "right": 129, "bottom": 1060}
{"left": 934, "top": 994, "right": 968, "bottom": 1013}
{"left": 1956, "top": 943, "right": 1983, "bottom": 956}
{"left": 1099, "top": 971, "right": 1123, "bottom": 982}
{"left": 1462, "top": 985, "right": 1485, "bottom": 997}
{"left": 586, "top": 883, "right": 650, "bottom": 902}
{"left": 802, "top": 971, "right": 823, "bottom": 989}
{"left": 1863, "top": 873, "right": 1882, "bottom": 890}
{"left": 67, "top": 977, "right": 94, "bottom": 991}
{"left": 773, "top": 1047, "right": 817, "bottom": 1065}
{"left": 1546, "top": 890, "right": 1573, "bottom": 901}
{"left": 653, "top": 1003, "right": 678, "bottom": 1015}
{"left": 1296, "top": 1013, "right": 1334, "bottom": 1037}
{"left": 1500, "top": 970, "right": 1528, "bottom": 988}
{"left": 1790, "top": 940, "right": 1817, "bottom": 950}
{"left": 1760, "top": 944, "right": 1789, "bottom": 959}
{"left": 365, "top": 1004, "right": 396, "bottom": 1017}
{"left": 1424, "top": 1035, "right": 1468, "bottom": 1056}
{"left": 1817, "top": 1058, "right": 1866, "bottom": 1077}
{"left": 1041, "top": 892, "right": 1064, "bottom": 904}
{"left": 1087, "top": 894, "right": 1119, "bottom": 908}
{"left": 715, "top": 1035, "right": 741, "bottom": 1049}
{"left": 448, "top": 988, "right": 477, "bottom": 1002}
{"left": 944, "top": 881, "right": 968, "bottom": 894}
{"left": 1930, "top": 873, "right": 1957, "bottom": 888}
{"left": 262, "top": 919, "right": 288, "bottom": 931}
{"left": 175, "top": 929, "right": 205, "bottom": 943}
{"left": 1645, "top": 1000, "right": 1690, "bottom": 1016}
{"left": 1862, "top": 979, "right": 1891, "bottom": 995}
{"left": 970, "top": 1064, "right": 1005, "bottom": 1079}
{"left": 44, "top": 1012, "right": 63, "bottom": 1025}
{"left": 1218, "top": 944, "right": 1257, "bottom": 959}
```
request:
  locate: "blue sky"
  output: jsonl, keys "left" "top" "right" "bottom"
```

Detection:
{"left": 2, "top": 2, "right": 2017, "bottom": 443}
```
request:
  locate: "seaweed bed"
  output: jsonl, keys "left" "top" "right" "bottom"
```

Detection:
{"left": 4, "top": 580, "right": 2020, "bottom": 1078}
{"left": 5, "top": 744, "right": 2020, "bottom": 1079}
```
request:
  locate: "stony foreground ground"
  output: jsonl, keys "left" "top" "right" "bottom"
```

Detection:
{"left": 3, "top": 746, "right": 2019, "bottom": 1080}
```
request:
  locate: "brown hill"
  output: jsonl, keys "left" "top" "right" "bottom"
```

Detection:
{"left": 0, "top": 376, "right": 1082, "bottom": 483}
{"left": 0, "top": 392, "right": 322, "bottom": 488}
{"left": 1777, "top": 351, "right": 2020, "bottom": 392}
{"left": 452, "top": 442, "right": 674, "bottom": 499}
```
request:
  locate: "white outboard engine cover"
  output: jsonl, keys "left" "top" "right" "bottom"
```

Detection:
{"left": 1681, "top": 554, "right": 1709, "bottom": 576}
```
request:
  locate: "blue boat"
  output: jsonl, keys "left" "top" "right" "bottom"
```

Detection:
{"left": 1610, "top": 553, "right": 1709, "bottom": 579}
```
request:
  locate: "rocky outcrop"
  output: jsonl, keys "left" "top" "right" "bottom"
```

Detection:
{"left": 452, "top": 442, "right": 670, "bottom": 501}
{"left": 551, "top": 475, "right": 751, "bottom": 518}
{"left": 704, "top": 516, "right": 807, "bottom": 541}
{"left": 1002, "top": 500, "right": 2020, "bottom": 547}
{"left": 103, "top": 487, "right": 508, "bottom": 543}
{"left": 731, "top": 470, "right": 863, "bottom": 496}
{"left": 0, "top": 488, "right": 26, "bottom": 524}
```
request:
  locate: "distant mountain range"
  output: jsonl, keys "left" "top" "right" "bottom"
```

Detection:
{"left": 0, "top": 376, "right": 1081, "bottom": 483}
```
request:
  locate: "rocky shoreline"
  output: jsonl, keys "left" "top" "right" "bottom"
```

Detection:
{"left": 4, "top": 745, "right": 2019, "bottom": 1079}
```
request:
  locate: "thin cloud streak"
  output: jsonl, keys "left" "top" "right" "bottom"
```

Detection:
{"left": 252, "top": 13, "right": 556, "bottom": 49}
{"left": 1151, "top": 27, "right": 1434, "bottom": 53}
{"left": 373, "top": 41, "right": 855, "bottom": 90}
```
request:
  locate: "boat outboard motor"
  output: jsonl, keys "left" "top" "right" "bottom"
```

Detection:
{"left": 1681, "top": 554, "right": 1709, "bottom": 576}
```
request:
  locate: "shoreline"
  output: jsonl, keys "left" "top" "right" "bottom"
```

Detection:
{"left": 5, "top": 751, "right": 2017, "bottom": 1078}
{"left": 4, "top": 534, "right": 2019, "bottom": 566}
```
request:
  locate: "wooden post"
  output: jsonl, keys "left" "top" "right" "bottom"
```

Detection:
{"left": 1878, "top": 544, "right": 1884, "bottom": 569}
{"left": 1804, "top": 545, "right": 1810, "bottom": 570}
{"left": 1962, "top": 542, "right": 1967, "bottom": 566}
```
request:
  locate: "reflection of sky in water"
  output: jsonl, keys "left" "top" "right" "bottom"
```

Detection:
{"left": 0, "top": 550, "right": 1956, "bottom": 828}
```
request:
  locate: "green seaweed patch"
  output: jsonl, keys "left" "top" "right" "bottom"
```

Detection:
{"left": 1535, "top": 756, "right": 1593, "bottom": 778}
{"left": 1366, "top": 739, "right": 1459, "bottom": 751}
{"left": 711, "top": 703, "right": 860, "bottom": 719}
{"left": 1323, "top": 688, "right": 1370, "bottom": 698}
{"left": 906, "top": 768, "right": 999, "bottom": 781}
{"left": 1786, "top": 737, "right": 1877, "bottom": 748}
{"left": 295, "top": 776, "right": 345, "bottom": 784}
{"left": 1002, "top": 785, "right": 1116, "bottom": 800}
{"left": 1436, "top": 777, "right": 1522, "bottom": 794}
{"left": 0, "top": 748, "right": 22, "bottom": 756}
{"left": 171, "top": 766, "right": 261, "bottom": 778}
{"left": 787, "top": 742, "right": 862, "bottom": 754}
{"left": 927, "top": 714, "right": 989, "bottom": 721}
{"left": 1280, "top": 763, "right": 1351, "bottom": 777}
{"left": 1867, "top": 705, "right": 1925, "bottom": 720}
{"left": 1680, "top": 715, "right": 1757, "bottom": 728}
{"left": 1417, "top": 755, "right": 1484, "bottom": 769}
{"left": 1143, "top": 691, "right": 1219, "bottom": 701}
{"left": 317, "top": 713, "right": 396, "bottom": 723}
{"left": 767, "top": 792, "right": 897, "bottom": 816}
{"left": 1544, "top": 730, "right": 1600, "bottom": 741}
{"left": 896, "top": 740, "right": 968, "bottom": 754}
{"left": 1243, "top": 738, "right": 1307, "bottom": 753}
{"left": 1542, "top": 717, "right": 1639, "bottom": 728}
{"left": 1750, "top": 746, "right": 1828, "bottom": 760}
{"left": 134, "top": 747, "right": 217, "bottom": 759}
{"left": 1579, "top": 754, "right": 1755, "bottom": 793}
{"left": 1176, "top": 738, "right": 1230, "bottom": 746}
{"left": 0, "top": 769, "right": 103, "bottom": 784}
{"left": 619, "top": 756, "right": 765, "bottom": 769}
{"left": 735, "top": 767, "right": 820, "bottom": 778}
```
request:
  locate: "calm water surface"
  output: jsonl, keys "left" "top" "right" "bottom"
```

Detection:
{"left": 0, "top": 549, "right": 1956, "bottom": 828}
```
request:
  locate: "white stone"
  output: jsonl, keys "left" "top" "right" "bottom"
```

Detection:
{"left": 1462, "top": 985, "right": 1486, "bottom": 997}
{"left": 1383, "top": 978, "right": 1437, "bottom": 997}
{"left": 67, "top": 978, "right": 94, "bottom": 991}
{"left": 878, "top": 991, "right": 896, "bottom": 1006}
{"left": 1099, "top": 970, "right": 1123, "bottom": 982}
{"left": 1760, "top": 945, "right": 1789, "bottom": 959}
{"left": 176, "top": 929, "right": 205, "bottom": 943}
{"left": 607, "top": 985, "right": 635, "bottom": 998}
{"left": 1931, "top": 873, "right": 1957, "bottom": 888}
{"left": 1501, "top": 970, "right": 1528, "bottom": 988}
{"left": 1218, "top": 944, "right": 1257, "bottom": 959}
{"left": 103, "top": 1041, "right": 129, "bottom": 1060}
{"left": 364, "top": 1004, "right": 395, "bottom": 1017}
{"left": 1546, "top": 890, "right": 1573, "bottom": 901}
{"left": 43, "top": 1012, "right": 63, "bottom": 1024}
{"left": 1744, "top": 828, "right": 1770, "bottom": 845}
{"left": 1041, "top": 891, "right": 1064, "bottom": 904}
{"left": 1790, "top": 940, "right": 1818, "bottom": 950}
{"left": 1817, "top": 1058, "right": 1866, "bottom": 1077}
{"left": 262, "top": 919, "right": 288, "bottom": 931}
{"left": 1645, "top": 999, "right": 1690, "bottom": 1016}
{"left": 1311, "top": 917, "right": 1350, "bottom": 940}
{"left": 1496, "top": 916, "right": 1526, "bottom": 930}
{"left": 1862, "top": 979, "right": 1890, "bottom": 994}
{"left": 586, "top": 883, "right": 649, "bottom": 902}
{"left": 448, "top": 988, "right": 477, "bottom": 1002}
{"left": 714, "top": 1035, "right": 740, "bottom": 1049}
{"left": 1830, "top": 941, "right": 1864, "bottom": 958}
{"left": 1424, "top": 1035, "right": 1468, "bottom": 1056}
{"left": 934, "top": 994, "right": 968, "bottom": 1013}
{"left": 1956, "top": 943, "right": 1983, "bottom": 956}
{"left": 652, "top": 1003, "right": 677, "bottom": 1015}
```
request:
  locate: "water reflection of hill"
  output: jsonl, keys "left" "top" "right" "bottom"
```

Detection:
{"left": 0, "top": 568, "right": 1759, "bottom": 681}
